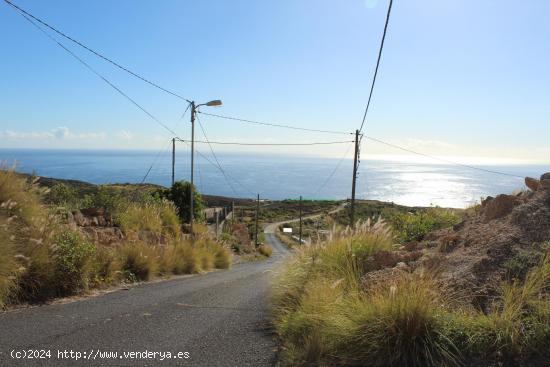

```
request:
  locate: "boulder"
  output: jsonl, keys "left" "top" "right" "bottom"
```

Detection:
{"left": 483, "top": 194, "right": 520, "bottom": 221}
{"left": 540, "top": 172, "right": 550, "bottom": 181}
{"left": 525, "top": 177, "right": 540, "bottom": 191}
{"left": 72, "top": 210, "right": 87, "bottom": 226}
{"left": 81, "top": 207, "right": 105, "bottom": 217}
{"left": 541, "top": 179, "right": 550, "bottom": 191}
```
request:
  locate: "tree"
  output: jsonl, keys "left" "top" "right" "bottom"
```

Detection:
{"left": 161, "top": 181, "right": 203, "bottom": 223}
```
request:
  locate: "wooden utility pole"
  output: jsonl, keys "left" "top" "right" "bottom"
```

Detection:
{"left": 350, "top": 129, "right": 360, "bottom": 228}
{"left": 231, "top": 201, "right": 235, "bottom": 226}
{"left": 299, "top": 195, "right": 303, "bottom": 245}
{"left": 189, "top": 102, "right": 196, "bottom": 238}
{"left": 171, "top": 137, "right": 175, "bottom": 186}
{"left": 254, "top": 194, "right": 260, "bottom": 248}
{"left": 215, "top": 209, "right": 219, "bottom": 239}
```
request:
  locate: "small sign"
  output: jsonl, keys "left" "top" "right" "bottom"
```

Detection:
{"left": 283, "top": 227, "right": 293, "bottom": 233}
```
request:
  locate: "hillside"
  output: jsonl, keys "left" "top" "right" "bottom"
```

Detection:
{"left": 271, "top": 172, "right": 550, "bottom": 366}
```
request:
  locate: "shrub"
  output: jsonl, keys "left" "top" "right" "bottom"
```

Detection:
{"left": 118, "top": 243, "right": 159, "bottom": 281}
{"left": 45, "top": 183, "right": 80, "bottom": 208}
{"left": 214, "top": 246, "right": 231, "bottom": 269}
{"left": 89, "top": 186, "right": 128, "bottom": 213}
{"left": 258, "top": 244, "right": 273, "bottom": 257}
{"left": 116, "top": 200, "right": 181, "bottom": 240}
{"left": 158, "top": 181, "right": 203, "bottom": 223}
{"left": 0, "top": 223, "right": 18, "bottom": 307}
{"left": 88, "top": 246, "right": 118, "bottom": 287}
{"left": 197, "top": 246, "right": 215, "bottom": 271}
{"left": 390, "top": 207, "right": 461, "bottom": 242}
{"left": 53, "top": 230, "right": 95, "bottom": 295}
{"left": 116, "top": 202, "right": 162, "bottom": 234}
{"left": 160, "top": 242, "right": 200, "bottom": 275}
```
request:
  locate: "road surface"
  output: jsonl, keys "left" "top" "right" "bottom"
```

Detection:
{"left": 0, "top": 231, "right": 289, "bottom": 366}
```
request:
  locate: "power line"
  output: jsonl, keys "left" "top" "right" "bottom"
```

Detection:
{"left": 4, "top": 0, "right": 192, "bottom": 103}
{"left": 178, "top": 140, "right": 256, "bottom": 197}
{"left": 11, "top": 7, "right": 180, "bottom": 138}
{"left": 358, "top": 0, "right": 393, "bottom": 133}
{"left": 313, "top": 142, "right": 355, "bottom": 196}
{"left": 195, "top": 114, "right": 239, "bottom": 197}
{"left": 363, "top": 136, "right": 524, "bottom": 179}
{"left": 141, "top": 140, "right": 171, "bottom": 184}
{"left": 176, "top": 139, "right": 354, "bottom": 146}
{"left": 199, "top": 111, "right": 353, "bottom": 135}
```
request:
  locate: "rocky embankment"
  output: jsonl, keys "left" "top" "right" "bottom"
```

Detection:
{"left": 364, "top": 172, "right": 550, "bottom": 308}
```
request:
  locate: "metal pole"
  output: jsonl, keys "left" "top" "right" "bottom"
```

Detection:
{"left": 190, "top": 101, "right": 196, "bottom": 238}
{"left": 171, "top": 137, "right": 175, "bottom": 186}
{"left": 254, "top": 194, "right": 260, "bottom": 248}
{"left": 350, "top": 129, "right": 360, "bottom": 228}
{"left": 299, "top": 195, "right": 303, "bottom": 245}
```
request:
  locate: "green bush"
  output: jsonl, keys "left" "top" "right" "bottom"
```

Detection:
{"left": 158, "top": 181, "right": 203, "bottom": 224}
{"left": 88, "top": 186, "right": 128, "bottom": 213}
{"left": 390, "top": 207, "right": 461, "bottom": 242}
{"left": 53, "top": 230, "right": 95, "bottom": 295}
{"left": 45, "top": 183, "right": 80, "bottom": 208}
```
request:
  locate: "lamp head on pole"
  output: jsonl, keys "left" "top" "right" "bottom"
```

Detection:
{"left": 205, "top": 100, "right": 222, "bottom": 107}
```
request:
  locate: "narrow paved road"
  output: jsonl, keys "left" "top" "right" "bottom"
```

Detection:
{"left": 0, "top": 230, "right": 288, "bottom": 367}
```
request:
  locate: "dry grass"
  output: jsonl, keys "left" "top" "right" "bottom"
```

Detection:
{"left": 258, "top": 244, "right": 273, "bottom": 257}
{"left": 0, "top": 168, "right": 233, "bottom": 307}
{"left": 271, "top": 220, "right": 550, "bottom": 366}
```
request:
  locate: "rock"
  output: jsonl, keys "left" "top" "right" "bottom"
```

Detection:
{"left": 72, "top": 210, "right": 86, "bottom": 226}
{"left": 91, "top": 217, "right": 99, "bottom": 227}
{"left": 481, "top": 196, "right": 494, "bottom": 207}
{"left": 525, "top": 177, "right": 540, "bottom": 191}
{"left": 483, "top": 194, "right": 520, "bottom": 222}
{"left": 540, "top": 172, "right": 550, "bottom": 181}
{"left": 395, "top": 262, "right": 410, "bottom": 271}
{"left": 541, "top": 179, "right": 550, "bottom": 191}
{"left": 97, "top": 215, "right": 107, "bottom": 227}
{"left": 81, "top": 207, "right": 105, "bottom": 217}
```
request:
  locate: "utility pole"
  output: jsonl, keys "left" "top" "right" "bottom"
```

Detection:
{"left": 254, "top": 194, "right": 260, "bottom": 248}
{"left": 350, "top": 129, "right": 360, "bottom": 229}
{"left": 299, "top": 195, "right": 303, "bottom": 245}
{"left": 215, "top": 209, "right": 219, "bottom": 239}
{"left": 171, "top": 137, "right": 175, "bottom": 186}
{"left": 189, "top": 101, "right": 196, "bottom": 238}
{"left": 231, "top": 201, "right": 235, "bottom": 226}
{"left": 187, "top": 99, "right": 222, "bottom": 239}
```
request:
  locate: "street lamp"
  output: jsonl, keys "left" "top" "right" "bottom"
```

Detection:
{"left": 189, "top": 100, "right": 222, "bottom": 239}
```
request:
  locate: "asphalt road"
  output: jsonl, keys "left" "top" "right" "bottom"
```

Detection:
{"left": 0, "top": 231, "right": 289, "bottom": 367}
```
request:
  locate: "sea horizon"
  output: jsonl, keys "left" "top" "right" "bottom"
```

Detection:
{"left": 1, "top": 148, "right": 548, "bottom": 208}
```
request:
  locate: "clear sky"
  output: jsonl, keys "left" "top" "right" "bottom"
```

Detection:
{"left": 1, "top": 0, "right": 549, "bottom": 164}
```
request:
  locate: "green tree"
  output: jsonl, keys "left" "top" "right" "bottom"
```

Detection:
{"left": 162, "top": 181, "right": 203, "bottom": 223}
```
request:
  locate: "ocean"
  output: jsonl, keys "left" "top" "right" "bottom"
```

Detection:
{"left": 1, "top": 149, "right": 547, "bottom": 208}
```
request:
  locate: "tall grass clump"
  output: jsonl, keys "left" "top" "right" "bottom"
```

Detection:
{"left": 272, "top": 222, "right": 550, "bottom": 366}
{"left": 214, "top": 245, "right": 231, "bottom": 269}
{"left": 116, "top": 200, "right": 181, "bottom": 242}
{"left": 258, "top": 244, "right": 273, "bottom": 257}
{"left": 118, "top": 242, "right": 159, "bottom": 281}
{"left": 0, "top": 221, "right": 18, "bottom": 307}
{"left": 271, "top": 219, "right": 463, "bottom": 366}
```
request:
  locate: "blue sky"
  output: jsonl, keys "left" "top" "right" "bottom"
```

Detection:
{"left": 1, "top": 0, "right": 549, "bottom": 163}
